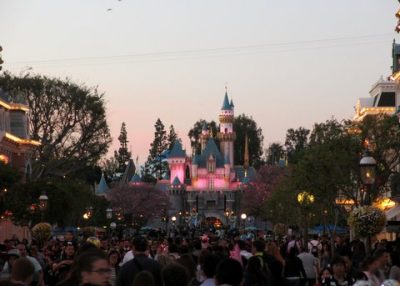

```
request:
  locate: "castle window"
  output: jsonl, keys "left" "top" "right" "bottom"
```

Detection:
{"left": 207, "top": 155, "right": 215, "bottom": 173}
{"left": 225, "top": 128, "right": 228, "bottom": 133}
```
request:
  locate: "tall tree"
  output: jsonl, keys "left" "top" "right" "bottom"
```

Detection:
{"left": 234, "top": 114, "right": 264, "bottom": 168}
{"left": 0, "top": 72, "right": 112, "bottom": 179}
{"left": 266, "top": 143, "right": 284, "bottom": 165}
{"left": 167, "top": 124, "right": 180, "bottom": 150}
{"left": 285, "top": 127, "right": 310, "bottom": 163}
{"left": 145, "top": 118, "right": 168, "bottom": 180}
{"left": 114, "top": 122, "right": 132, "bottom": 173}
{"left": 188, "top": 120, "right": 218, "bottom": 155}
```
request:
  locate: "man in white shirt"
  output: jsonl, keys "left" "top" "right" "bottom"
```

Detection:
{"left": 298, "top": 247, "right": 318, "bottom": 285}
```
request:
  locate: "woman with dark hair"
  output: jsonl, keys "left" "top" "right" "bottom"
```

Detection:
{"left": 243, "top": 254, "right": 270, "bottom": 286}
{"left": 57, "top": 250, "right": 111, "bottom": 286}
{"left": 108, "top": 250, "right": 121, "bottom": 286}
{"left": 52, "top": 242, "right": 76, "bottom": 284}
{"left": 284, "top": 247, "right": 307, "bottom": 286}
{"left": 176, "top": 254, "right": 200, "bottom": 286}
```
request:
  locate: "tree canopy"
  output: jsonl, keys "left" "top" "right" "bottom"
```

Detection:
{"left": 0, "top": 72, "right": 112, "bottom": 179}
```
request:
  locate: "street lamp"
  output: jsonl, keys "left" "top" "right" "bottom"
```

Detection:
{"left": 297, "top": 191, "right": 314, "bottom": 248}
{"left": 106, "top": 208, "right": 113, "bottom": 219}
{"left": 38, "top": 192, "right": 48, "bottom": 221}
{"left": 241, "top": 213, "right": 247, "bottom": 230}
{"left": 360, "top": 152, "right": 376, "bottom": 205}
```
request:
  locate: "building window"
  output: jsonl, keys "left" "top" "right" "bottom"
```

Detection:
{"left": 207, "top": 155, "right": 215, "bottom": 173}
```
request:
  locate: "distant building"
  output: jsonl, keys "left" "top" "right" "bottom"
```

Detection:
{"left": 161, "top": 90, "right": 256, "bottom": 228}
{"left": 0, "top": 90, "right": 40, "bottom": 178}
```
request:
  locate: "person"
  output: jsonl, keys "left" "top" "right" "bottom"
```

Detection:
{"left": 373, "top": 248, "right": 391, "bottom": 283}
{"left": 132, "top": 271, "right": 155, "bottom": 286}
{"left": 52, "top": 242, "right": 76, "bottom": 284}
{"left": 162, "top": 263, "right": 189, "bottom": 286}
{"left": 308, "top": 235, "right": 322, "bottom": 253}
{"left": 57, "top": 249, "right": 112, "bottom": 286}
{"left": 199, "top": 254, "right": 220, "bottom": 286}
{"left": 176, "top": 254, "right": 200, "bottom": 286}
{"left": 297, "top": 246, "right": 318, "bottom": 286}
{"left": 329, "top": 256, "right": 355, "bottom": 286}
{"left": 10, "top": 257, "right": 35, "bottom": 286}
{"left": 284, "top": 246, "right": 307, "bottom": 286}
{"left": 116, "top": 236, "right": 162, "bottom": 286}
{"left": 16, "top": 243, "right": 43, "bottom": 286}
{"left": 215, "top": 258, "right": 243, "bottom": 286}
{"left": 0, "top": 249, "right": 20, "bottom": 279}
{"left": 314, "top": 267, "right": 333, "bottom": 286}
{"left": 108, "top": 250, "right": 120, "bottom": 286}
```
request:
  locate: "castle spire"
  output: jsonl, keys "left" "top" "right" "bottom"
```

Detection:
{"left": 244, "top": 134, "right": 249, "bottom": 175}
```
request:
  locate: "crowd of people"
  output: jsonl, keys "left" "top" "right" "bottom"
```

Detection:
{"left": 0, "top": 229, "right": 400, "bottom": 286}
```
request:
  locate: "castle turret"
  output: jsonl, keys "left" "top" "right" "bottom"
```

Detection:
{"left": 217, "top": 90, "right": 236, "bottom": 169}
{"left": 200, "top": 122, "right": 209, "bottom": 152}
{"left": 167, "top": 140, "right": 186, "bottom": 185}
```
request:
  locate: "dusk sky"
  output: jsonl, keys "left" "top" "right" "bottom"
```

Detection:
{"left": 1, "top": 1, "right": 398, "bottom": 167}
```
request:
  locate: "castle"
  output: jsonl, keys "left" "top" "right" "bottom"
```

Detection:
{"left": 163, "top": 91, "right": 255, "bottom": 228}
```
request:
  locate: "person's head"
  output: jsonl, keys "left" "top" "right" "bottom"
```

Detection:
{"left": 64, "top": 242, "right": 76, "bottom": 258}
{"left": 10, "top": 257, "right": 35, "bottom": 285}
{"left": 331, "top": 256, "right": 346, "bottom": 277}
{"left": 252, "top": 240, "right": 266, "bottom": 254}
{"left": 319, "top": 267, "right": 332, "bottom": 282}
{"left": 215, "top": 258, "right": 243, "bottom": 286}
{"left": 162, "top": 263, "right": 189, "bottom": 286}
{"left": 7, "top": 249, "right": 20, "bottom": 267}
{"left": 107, "top": 249, "right": 120, "bottom": 267}
{"left": 71, "top": 250, "right": 111, "bottom": 286}
{"left": 373, "top": 248, "right": 391, "bottom": 268}
{"left": 132, "top": 236, "right": 148, "bottom": 254}
{"left": 16, "top": 243, "right": 27, "bottom": 257}
{"left": 201, "top": 254, "right": 220, "bottom": 279}
{"left": 176, "top": 254, "right": 197, "bottom": 279}
{"left": 64, "top": 231, "right": 74, "bottom": 242}
{"left": 132, "top": 271, "right": 155, "bottom": 286}
{"left": 122, "top": 239, "right": 131, "bottom": 251}
{"left": 361, "top": 255, "right": 380, "bottom": 273}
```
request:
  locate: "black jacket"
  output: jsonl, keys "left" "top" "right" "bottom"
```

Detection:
{"left": 116, "top": 254, "right": 162, "bottom": 286}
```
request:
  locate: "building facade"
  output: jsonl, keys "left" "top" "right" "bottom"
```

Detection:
{"left": 0, "top": 91, "right": 39, "bottom": 178}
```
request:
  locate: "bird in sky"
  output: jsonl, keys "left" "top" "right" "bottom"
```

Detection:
{"left": 107, "top": 8, "right": 112, "bottom": 11}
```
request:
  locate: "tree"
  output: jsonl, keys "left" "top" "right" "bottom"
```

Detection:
{"left": 285, "top": 127, "right": 310, "bottom": 163}
{"left": 145, "top": 118, "right": 168, "bottom": 180}
{"left": 266, "top": 143, "right": 284, "bottom": 165}
{"left": 234, "top": 114, "right": 264, "bottom": 167}
{"left": 0, "top": 72, "right": 112, "bottom": 179}
{"left": 4, "top": 178, "right": 108, "bottom": 227}
{"left": 167, "top": 125, "right": 180, "bottom": 150}
{"left": 188, "top": 119, "right": 218, "bottom": 155}
{"left": 114, "top": 122, "right": 132, "bottom": 173}
{"left": 241, "top": 165, "right": 285, "bottom": 219}
{"left": 108, "top": 183, "right": 169, "bottom": 225}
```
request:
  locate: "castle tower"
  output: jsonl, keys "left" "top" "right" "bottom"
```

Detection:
{"left": 167, "top": 140, "right": 186, "bottom": 184}
{"left": 200, "top": 122, "right": 209, "bottom": 152}
{"left": 217, "top": 89, "right": 236, "bottom": 169}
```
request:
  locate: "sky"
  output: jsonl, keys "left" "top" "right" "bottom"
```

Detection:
{"left": 0, "top": 0, "right": 398, "bottom": 167}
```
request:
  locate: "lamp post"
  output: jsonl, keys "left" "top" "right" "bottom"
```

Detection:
{"left": 297, "top": 191, "right": 314, "bottom": 249}
{"left": 38, "top": 192, "right": 48, "bottom": 222}
{"left": 359, "top": 152, "right": 377, "bottom": 206}
{"left": 106, "top": 208, "right": 113, "bottom": 220}
{"left": 241, "top": 213, "right": 247, "bottom": 231}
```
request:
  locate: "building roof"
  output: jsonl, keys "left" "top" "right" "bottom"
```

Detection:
{"left": 221, "top": 92, "right": 232, "bottom": 110}
{"left": 202, "top": 122, "right": 208, "bottom": 131}
{"left": 234, "top": 166, "right": 257, "bottom": 183}
{"left": 230, "top": 99, "right": 235, "bottom": 108}
{"left": 96, "top": 174, "right": 109, "bottom": 196}
{"left": 197, "top": 138, "right": 225, "bottom": 168}
{"left": 172, "top": 176, "right": 182, "bottom": 185}
{"left": 169, "top": 140, "right": 186, "bottom": 158}
{"left": 129, "top": 173, "right": 142, "bottom": 183}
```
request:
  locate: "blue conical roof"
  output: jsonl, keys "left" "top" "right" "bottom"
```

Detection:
{"left": 172, "top": 176, "right": 181, "bottom": 185}
{"left": 197, "top": 138, "right": 225, "bottom": 167}
{"left": 169, "top": 140, "right": 186, "bottom": 158}
{"left": 96, "top": 174, "right": 109, "bottom": 195}
{"left": 129, "top": 173, "right": 142, "bottom": 183}
{"left": 230, "top": 99, "right": 235, "bottom": 108}
{"left": 221, "top": 92, "right": 232, "bottom": 110}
